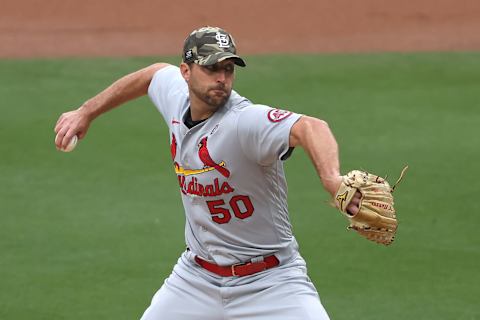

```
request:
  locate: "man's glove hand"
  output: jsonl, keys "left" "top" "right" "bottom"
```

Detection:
{"left": 333, "top": 167, "right": 408, "bottom": 245}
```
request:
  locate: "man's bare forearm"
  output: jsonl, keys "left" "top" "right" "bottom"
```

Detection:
{"left": 54, "top": 63, "right": 169, "bottom": 149}
{"left": 80, "top": 63, "right": 169, "bottom": 120}
{"left": 290, "top": 116, "right": 341, "bottom": 196}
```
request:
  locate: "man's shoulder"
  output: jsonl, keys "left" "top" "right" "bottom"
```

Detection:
{"left": 234, "top": 104, "right": 301, "bottom": 130}
{"left": 148, "top": 64, "right": 189, "bottom": 119}
{"left": 232, "top": 103, "right": 271, "bottom": 115}
{"left": 226, "top": 91, "right": 253, "bottom": 112}
{"left": 152, "top": 65, "right": 183, "bottom": 85}
{"left": 154, "top": 64, "right": 179, "bottom": 74}
{"left": 150, "top": 65, "right": 188, "bottom": 97}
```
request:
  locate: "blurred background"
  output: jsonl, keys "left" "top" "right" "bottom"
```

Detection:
{"left": 2, "top": 0, "right": 480, "bottom": 58}
{"left": 1, "top": 1, "right": 479, "bottom": 319}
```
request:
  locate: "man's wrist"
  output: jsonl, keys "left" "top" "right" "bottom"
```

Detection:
{"left": 322, "top": 175, "right": 342, "bottom": 197}
{"left": 78, "top": 102, "right": 97, "bottom": 121}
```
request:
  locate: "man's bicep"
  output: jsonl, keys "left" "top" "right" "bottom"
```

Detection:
{"left": 289, "top": 115, "right": 307, "bottom": 148}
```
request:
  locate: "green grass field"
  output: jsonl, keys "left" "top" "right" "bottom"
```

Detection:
{"left": 1, "top": 52, "right": 479, "bottom": 319}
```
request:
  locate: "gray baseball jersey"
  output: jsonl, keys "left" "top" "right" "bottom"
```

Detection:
{"left": 148, "top": 65, "right": 303, "bottom": 266}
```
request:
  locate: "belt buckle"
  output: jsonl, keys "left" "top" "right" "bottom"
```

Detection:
{"left": 231, "top": 262, "right": 243, "bottom": 277}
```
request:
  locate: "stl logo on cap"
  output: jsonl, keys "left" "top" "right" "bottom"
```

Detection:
{"left": 182, "top": 26, "right": 247, "bottom": 67}
{"left": 215, "top": 32, "right": 230, "bottom": 48}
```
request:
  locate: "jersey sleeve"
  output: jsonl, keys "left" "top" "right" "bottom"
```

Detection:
{"left": 148, "top": 65, "right": 187, "bottom": 123}
{"left": 236, "top": 105, "right": 302, "bottom": 166}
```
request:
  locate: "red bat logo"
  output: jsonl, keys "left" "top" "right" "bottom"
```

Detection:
{"left": 198, "top": 137, "right": 230, "bottom": 178}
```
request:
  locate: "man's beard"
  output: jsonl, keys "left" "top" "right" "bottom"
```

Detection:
{"left": 192, "top": 84, "right": 231, "bottom": 109}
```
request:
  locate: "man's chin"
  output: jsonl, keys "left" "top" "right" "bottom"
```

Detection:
{"left": 207, "top": 94, "right": 229, "bottom": 109}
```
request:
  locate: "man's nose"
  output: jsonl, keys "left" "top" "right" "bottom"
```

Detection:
{"left": 216, "top": 70, "right": 227, "bottom": 83}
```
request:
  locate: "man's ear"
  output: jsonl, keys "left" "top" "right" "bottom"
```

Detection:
{"left": 180, "top": 63, "right": 191, "bottom": 82}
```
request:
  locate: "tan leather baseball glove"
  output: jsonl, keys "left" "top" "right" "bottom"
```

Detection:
{"left": 333, "top": 167, "right": 408, "bottom": 245}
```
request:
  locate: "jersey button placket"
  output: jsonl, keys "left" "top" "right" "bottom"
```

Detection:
{"left": 220, "top": 286, "right": 231, "bottom": 305}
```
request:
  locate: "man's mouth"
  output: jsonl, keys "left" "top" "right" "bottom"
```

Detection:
{"left": 211, "top": 89, "right": 226, "bottom": 95}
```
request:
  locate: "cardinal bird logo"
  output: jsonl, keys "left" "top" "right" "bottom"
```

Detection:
{"left": 198, "top": 137, "right": 230, "bottom": 178}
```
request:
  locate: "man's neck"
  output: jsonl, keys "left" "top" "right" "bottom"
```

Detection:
{"left": 190, "top": 106, "right": 215, "bottom": 122}
{"left": 188, "top": 93, "right": 217, "bottom": 121}
{"left": 184, "top": 108, "right": 208, "bottom": 129}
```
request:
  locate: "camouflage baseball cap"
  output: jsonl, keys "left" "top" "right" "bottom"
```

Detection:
{"left": 183, "top": 26, "right": 246, "bottom": 67}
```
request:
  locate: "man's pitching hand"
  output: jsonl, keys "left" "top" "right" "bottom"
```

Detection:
{"left": 54, "top": 108, "right": 91, "bottom": 150}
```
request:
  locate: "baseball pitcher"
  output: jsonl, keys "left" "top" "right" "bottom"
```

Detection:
{"left": 55, "top": 26, "right": 402, "bottom": 319}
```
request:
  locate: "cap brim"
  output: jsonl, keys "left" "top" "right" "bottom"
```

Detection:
{"left": 198, "top": 52, "right": 246, "bottom": 67}
{"left": 218, "top": 54, "right": 246, "bottom": 67}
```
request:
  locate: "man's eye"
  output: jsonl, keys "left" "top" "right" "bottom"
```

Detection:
{"left": 205, "top": 65, "right": 216, "bottom": 72}
{"left": 203, "top": 64, "right": 234, "bottom": 73}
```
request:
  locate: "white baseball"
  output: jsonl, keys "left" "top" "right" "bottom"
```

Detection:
{"left": 58, "top": 134, "right": 78, "bottom": 152}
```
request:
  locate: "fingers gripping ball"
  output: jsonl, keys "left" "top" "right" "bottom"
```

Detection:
{"left": 334, "top": 167, "right": 408, "bottom": 245}
{"left": 57, "top": 134, "right": 78, "bottom": 152}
